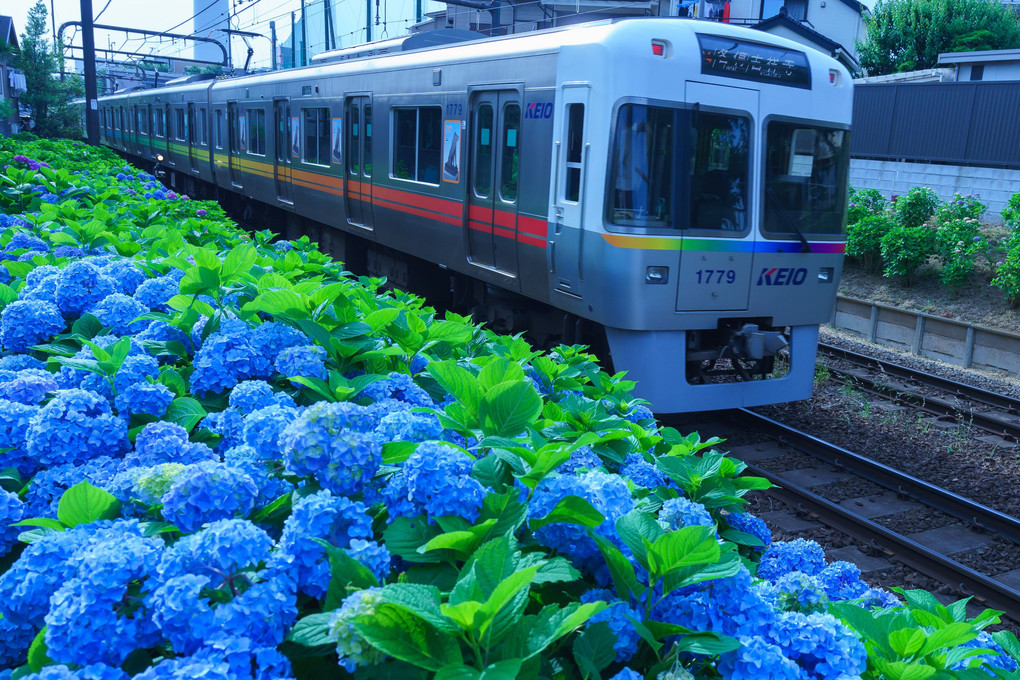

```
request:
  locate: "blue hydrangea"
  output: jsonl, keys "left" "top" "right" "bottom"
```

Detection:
{"left": 113, "top": 354, "right": 160, "bottom": 393}
{"left": 277, "top": 490, "right": 381, "bottom": 598}
{"left": 100, "top": 259, "right": 145, "bottom": 295}
{"left": 655, "top": 566, "right": 776, "bottom": 639}
{"left": 950, "top": 631, "right": 1020, "bottom": 674}
{"left": 758, "top": 539, "right": 828, "bottom": 582}
{"left": 24, "top": 456, "right": 125, "bottom": 519}
{"left": 133, "top": 275, "right": 180, "bottom": 312}
{"left": 0, "top": 372, "right": 58, "bottom": 404}
{"left": 109, "top": 463, "right": 188, "bottom": 514}
{"left": 717, "top": 636, "right": 801, "bottom": 680}
{"left": 18, "top": 665, "right": 129, "bottom": 680}
{"left": 859, "top": 587, "right": 901, "bottom": 609}
{"left": 221, "top": 445, "right": 294, "bottom": 509}
{"left": 200, "top": 407, "right": 246, "bottom": 451}
{"left": 53, "top": 245, "right": 85, "bottom": 259}
{"left": 620, "top": 452, "right": 665, "bottom": 488}
{"left": 0, "top": 355, "right": 45, "bottom": 372}
{"left": 328, "top": 588, "right": 387, "bottom": 672}
{"left": 818, "top": 561, "right": 869, "bottom": 601}
{"left": 190, "top": 324, "right": 272, "bottom": 397}
{"left": 25, "top": 389, "right": 129, "bottom": 466}
{"left": 766, "top": 611, "right": 868, "bottom": 679}
{"left": 530, "top": 470, "right": 634, "bottom": 576}
{"left": 607, "top": 671, "right": 644, "bottom": 680}
{"left": 279, "top": 401, "right": 383, "bottom": 495}
{"left": 383, "top": 442, "right": 486, "bottom": 524}
{"left": 89, "top": 293, "right": 149, "bottom": 335}
{"left": 151, "top": 520, "right": 297, "bottom": 654}
{"left": 243, "top": 404, "right": 301, "bottom": 462}
{"left": 123, "top": 421, "right": 217, "bottom": 467}
{"left": 1, "top": 300, "right": 65, "bottom": 352}
{"left": 774, "top": 571, "right": 829, "bottom": 613}
{"left": 724, "top": 512, "right": 772, "bottom": 552}
{"left": 581, "top": 589, "right": 641, "bottom": 663}
{"left": 19, "top": 271, "right": 59, "bottom": 305}
{"left": 249, "top": 322, "right": 307, "bottom": 364}
{"left": 161, "top": 462, "right": 259, "bottom": 532}
{"left": 373, "top": 407, "right": 443, "bottom": 443}
{"left": 0, "top": 613, "right": 36, "bottom": 669}
{"left": 54, "top": 261, "right": 117, "bottom": 316}
{"left": 45, "top": 533, "right": 164, "bottom": 666}
{"left": 135, "top": 319, "right": 189, "bottom": 349}
{"left": 114, "top": 381, "right": 173, "bottom": 417}
{"left": 359, "top": 371, "right": 434, "bottom": 407}
{"left": 659, "top": 497, "right": 715, "bottom": 531}
{"left": 4, "top": 232, "right": 48, "bottom": 253}
{"left": 409, "top": 353, "right": 429, "bottom": 374}
{"left": 0, "top": 489, "right": 25, "bottom": 557}
{"left": 275, "top": 344, "right": 327, "bottom": 384}
{"left": 558, "top": 445, "right": 604, "bottom": 474}
{"left": 0, "top": 399, "right": 40, "bottom": 476}
{"left": 229, "top": 380, "right": 296, "bottom": 414}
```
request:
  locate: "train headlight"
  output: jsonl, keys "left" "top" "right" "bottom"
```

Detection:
{"left": 646, "top": 266, "right": 669, "bottom": 284}
{"left": 156, "top": 154, "right": 164, "bottom": 162}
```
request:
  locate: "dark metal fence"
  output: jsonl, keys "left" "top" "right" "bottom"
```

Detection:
{"left": 851, "top": 81, "right": 1020, "bottom": 170}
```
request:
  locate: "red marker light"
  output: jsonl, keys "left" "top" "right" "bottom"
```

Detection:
{"left": 652, "top": 41, "right": 665, "bottom": 56}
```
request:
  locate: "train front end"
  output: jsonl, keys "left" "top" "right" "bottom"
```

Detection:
{"left": 554, "top": 20, "right": 852, "bottom": 413}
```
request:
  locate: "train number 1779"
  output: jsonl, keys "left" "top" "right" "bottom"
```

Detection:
{"left": 694, "top": 269, "right": 736, "bottom": 284}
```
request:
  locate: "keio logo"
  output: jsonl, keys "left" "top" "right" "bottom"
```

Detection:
{"left": 525, "top": 102, "right": 553, "bottom": 119}
{"left": 757, "top": 267, "right": 808, "bottom": 286}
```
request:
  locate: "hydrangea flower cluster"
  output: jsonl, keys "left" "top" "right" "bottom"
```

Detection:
{"left": 382, "top": 442, "right": 486, "bottom": 523}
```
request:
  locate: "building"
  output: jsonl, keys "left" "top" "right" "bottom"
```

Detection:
{"left": 0, "top": 16, "right": 25, "bottom": 136}
{"left": 938, "top": 48, "right": 1020, "bottom": 82}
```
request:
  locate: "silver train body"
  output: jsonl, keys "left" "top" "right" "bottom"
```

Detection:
{"left": 96, "top": 18, "right": 853, "bottom": 413}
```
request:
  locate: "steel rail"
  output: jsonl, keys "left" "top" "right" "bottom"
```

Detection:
{"left": 746, "top": 462, "right": 1020, "bottom": 621}
{"left": 732, "top": 409, "right": 1020, "bottom": 545}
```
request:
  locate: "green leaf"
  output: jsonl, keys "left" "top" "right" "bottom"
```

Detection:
{"left": 250, "top": 492, "right": 292, "bottom": 525}
{"left": 526, "top": 602, "right": 606, "bottom": 659}
{"left": 383, "top": 517, "right": 443, "bottom": 564}
{"left": 353, "top": 603, "right": 462, "bottom": 671}
{"left": 57, "top": 481, "right": 120, "bottom": 528}
{"left": 285, "top": 612, "right": 335, "bottom": 656}
{"left": 379, "top": 583, "right": 459, "bottom": 633}
{"left": 158, "top": 369, "right": 188, "bottom": 398}
{"left": 646, "top": 526, "right": 720, "bottom": 580}
{"left": 889, "top": 628, "right": 928, "bottom": 658}
{"left": 383, "top": 441, "right": 420, "bottom": 465}
{"left": 593, "top": 533, "right": 641, "bottom": 601}
{"left": 71, "top": 313, "right": 104, "bottom": 338}
{"left": 918, "top": 622, "right": 980, "bottom": 655}
{"left": 419, "top": 521, "right": 497, "bottom": 557}
{"left": 477, "top": 358, "right": 526, "bottom": 391}
{"left": 674, "top": 632, "right": 741, "bottom": 656}
{"left": 365, "top": 308, "right": 400, "bottom": 333}
{"left": 251, "top": 290, "right": 308, "bottom": 319}
{"left": 615, "top": 510, "right": 665, "bottom": 570}
{"left": 221, "top": 243, "right": 257, "bottom": 282}
{"left": 428, "top": 361, "right": 482, "bottom": 416}
{"left": 12, "top": 518, "right": 66, "bottom": 531}
{"left": 427, "top": 320, "right": 475, "bottom": 345}
{"left": 528, "top": 495, "right": 605, "bottom": 531}
{"left": 179, "top": 266, "right": 221, "bottom": 297}
{"left": 479, "top": 380, "right": 542, "bottom": 438}
{"left": 572, "top": 621, "right": 616, "bottom": 679}
{"left": 165, "top": 397, "right": 208, "bottom": 432}
{"left": 435, "top": 660, "right": 523, "bottom": 680}
{"left": 27, "top": 628, "right": 52, "bottom": 673}
{"left": 317, "top": 540, "right": 381, "bottom": 611}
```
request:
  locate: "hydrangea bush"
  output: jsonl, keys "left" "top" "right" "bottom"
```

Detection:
{"left": 0, "top": 136, "right": 1017, "bottom": 679}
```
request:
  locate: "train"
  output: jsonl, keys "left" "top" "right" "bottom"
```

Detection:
{"left": 93, "top": 17, "right": 852, "bottom": 413}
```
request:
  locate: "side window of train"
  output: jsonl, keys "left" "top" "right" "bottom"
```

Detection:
{"left": 214, "top": 110, "right": 223, "bottom": 149}
{"left": 302, "top": 107, "right": 330, "bottom": 166}
{"left": 200, "top": 109, "right": 209, "bottom": 146}
{"left": 608, "top": 104, "right": 674, "bottom": 228}
{"left": 473, "top": 104, "right": 493, "bottom": 197}
{"left": 393, "top": 107, "right": 442, "bottom": 185}
{"left": 175, "top": 108, "right": 186, "bottom": 142}
{"left": 247, "top": 109, "right": 267, "bottom": 156}
{"left": 500, "top": 103, "right": 520, "bottom": 202}
{"left": 137, "top": 108, "right": 147, "bottom": 136}
{"left": 564, "top": 104, "right": 584, "bottom": 202}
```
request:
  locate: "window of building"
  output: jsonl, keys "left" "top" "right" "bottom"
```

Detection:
{"left": 302, "top": 107, "right": 330, "bottom": 165}
{"left": 971, "top": 64, "right": 985, "bottom": 81}
{"left": 393, "top": 107, "right": 442, "bottom": 183}
{"left": 247, "top": 108, "right": 266, "bottom": 155}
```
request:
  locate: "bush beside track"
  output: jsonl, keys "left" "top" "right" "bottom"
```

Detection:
{"left": 0, "top": 135, "right": 1018, "bottom": 680}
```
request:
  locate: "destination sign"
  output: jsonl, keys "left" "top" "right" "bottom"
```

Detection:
{"left": 697, "top": 34, "right": 811, "bottom": 89}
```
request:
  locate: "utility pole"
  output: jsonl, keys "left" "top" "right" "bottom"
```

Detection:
{"left": 290, "top": 12, "right": 296, "bottom": 67}
{"left": 81, "top": 0, "right": 99, "bottom": 145}
{"left": 366, "top": 0, "right": 372, "bottom": 42}
{"left": 50, "top": 0, "right": 57, "bottom": 46}
{"left": 300, "top": 0, "right": 307, "bottom": 66}
{"left": 270, "top": 21, "right": 277, "bottom": 70}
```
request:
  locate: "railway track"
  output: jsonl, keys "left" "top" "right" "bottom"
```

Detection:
{"left": 676, "top": 408, "right": 1020, "bottom": 621}
{"left": 818, "top": 342, "right": 1020, "bottom": 444}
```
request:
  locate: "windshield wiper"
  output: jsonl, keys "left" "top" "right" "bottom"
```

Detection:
{"left": 766, "top": 187, "right": 812, "bottom": 253}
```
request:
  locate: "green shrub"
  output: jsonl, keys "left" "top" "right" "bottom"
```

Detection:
{"left": 881, "top": 223, "right": 934, "bottom": 283}
{"left": 934, "top": 217, "right": 982, "bottom": 290}
{"left": 991, "top": 231, "right": 1020, "bottom": 305}
{"left": 847, "top": 213, "right": 894, "bottom": 274}
{"left": 848, "top": 187, "right": 888, "bottom": 225}
{"left": 895, "top": 187, "right": 942, "bottom": 229}
{"left": 936, "top": 193, "right": 986, "bottom": 223}
{"left": 1001, "top": 191, "right": 1020, "bottom": 230}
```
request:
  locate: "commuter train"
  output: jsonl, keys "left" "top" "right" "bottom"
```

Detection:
{"left": 95, "top": 18, "right": 852, "bottom": 413}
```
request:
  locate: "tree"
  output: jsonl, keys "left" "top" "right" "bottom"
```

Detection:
{"left": 857, "top": 0, "right": 1020, "bottom": 76}
{"left": 16, "top": 0, "right": 84, "bottom": 138}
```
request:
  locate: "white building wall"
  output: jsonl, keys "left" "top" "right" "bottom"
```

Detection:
{"left": 957, "top": 62, "right": 1020, "bottom": 81}
{"left": 806, "top": 0, "right": 866, "bottom": 60}
{"left": 849, "top": 158, "right": 1020, "bottom": 224}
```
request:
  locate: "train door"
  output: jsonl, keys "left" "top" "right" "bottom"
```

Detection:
{"left": 467, "top": 89, "right": 521, "bottom": 274}
{"left": 677, "top": 81, "right": 758, "bottom": 312}
{"left": 228, "top": 102, "right": 242, "bottom": 187}
{"left": 344, "top": 96, "right": 373, "bottom": 230}
{"left": 188, "top": 103, "right": 199, "bottom": 174}
{"left": 274, "top": 99, "right": 293, "bottom": 203}
{"left": 550, "top": 85, "right": 589, "bottom": 296}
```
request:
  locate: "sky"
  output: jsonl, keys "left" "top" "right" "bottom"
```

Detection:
{"left": 2, "top": 0, "right": 439, "bottom": 72}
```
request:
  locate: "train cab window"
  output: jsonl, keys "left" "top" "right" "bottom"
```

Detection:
{"left": 393, "top": 107, "right": 442, "bottom": 185}
{"left": 301, "top": 107, "right": 330, "bottom": 165}
{"left": 473, "top": 105, "right": 493, "bottom": 197}
{"left": 247, "top": 109, "right": 266, "bottom": 155}
{"left": 500, "top": 103, "right": 520, "bottom": 202}
{"left": 564, "top": 104, "right": 584, "bottom": 202}
{"left": 689, "top": 111, "right": 749, "bottom": 231}
{"left": 608, "top": 104, "right": 673, "bottom": 227}
{"left": 763, "top": 121, "right": 849, "bottom": 236}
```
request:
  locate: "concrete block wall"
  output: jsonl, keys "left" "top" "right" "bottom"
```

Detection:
{"left": 849, "top": 159, "right": 1020, "bottom": 224}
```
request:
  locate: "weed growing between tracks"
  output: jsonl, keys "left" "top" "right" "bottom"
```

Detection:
{"left": 0, "top": 135, "right": 1018, "bottom": 679}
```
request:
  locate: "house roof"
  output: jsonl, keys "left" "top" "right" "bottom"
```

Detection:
{"left": 755, "top": 10, "right": 860, "bottom": 71}
{"left": 0, "top": 16, "right": 18, "bottom": 50}
{"left": 937, "top": 48, "right": 1020, "bottom": 65}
